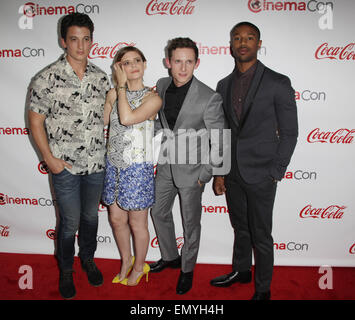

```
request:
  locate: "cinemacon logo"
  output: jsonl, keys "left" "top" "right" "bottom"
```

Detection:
{"left": 248, "top": 0, "right": 333, "bottom": 13}
{"left": 89, "top": 42, "right": 135, "bottom": 60}
{"left": 197, "top": 43, "right": 266, "bottom": 57}
{"left": 202, "top": 205, "right": 229, "bottom": 214}
{"left": 274, "top": 241, "right": 309, "bottom": 251}
{"left": 23, "top": 2, "right": 99, "bottom": 17}
{"left": 0, "top": 127, "right": 29, "bottom": 135}
{"left": 0, "top": 47, "right": 44, "bottom": 58}
{"left": 295, "top": 90, "right": 326, "bottom": 101}
{"left": 0, "top": 192, "right": 56, "bottom": 207}
{"left": 146, "top": 0, "right": 196, "bottom": 15}
{"left": 307, "top": 128, "right": 355, "bottom": 144}
{"left": 98, "top": 203, "right": 108, "bottom": 213}
{"left": 283, "top": 170, "right": 317, "bottom": 180}
{"left": 315, "top": 43, "right": 355, "bottom": 61}
{"left": 151, "top": 236, "right": 184, "bottom": 249}
{"left": 46, "top": 229, "right": 112, "bottom": 243}
{"left": 300, "top": 204, "right": 346, "bottom": 219}
{"left": 38, "top": 161, "right": 49, "bottom": 175}
{"left": 350, "top": 243, "right": 355, "bottom": 254}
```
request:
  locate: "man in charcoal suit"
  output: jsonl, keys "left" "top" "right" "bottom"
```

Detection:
{"left": 210, "top": 22, "right": 298, "bottom": 300}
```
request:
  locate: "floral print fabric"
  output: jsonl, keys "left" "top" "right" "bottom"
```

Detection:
{"left": 29, "top": 55, "right": 110, "bottom": 175}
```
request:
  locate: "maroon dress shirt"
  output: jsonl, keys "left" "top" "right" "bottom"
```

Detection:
{"left": 232, "top": 62, "right": 257, "bottom": 120}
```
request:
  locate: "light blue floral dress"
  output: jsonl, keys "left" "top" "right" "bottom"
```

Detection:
{"left": 102, "top": 87, "right": 154, "bottom": 210}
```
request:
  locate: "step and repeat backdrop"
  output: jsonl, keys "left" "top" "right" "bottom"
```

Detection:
{"left": 0, "top": 0, "right": 354, "bottom": 267}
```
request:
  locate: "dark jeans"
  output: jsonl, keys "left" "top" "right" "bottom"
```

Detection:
{"left": 52, "top": 169, "right": 104, "bottom": 271}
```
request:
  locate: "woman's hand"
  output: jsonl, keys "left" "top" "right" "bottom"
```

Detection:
{"left": 113, "top": 62, "right": 127, "bottom": 87}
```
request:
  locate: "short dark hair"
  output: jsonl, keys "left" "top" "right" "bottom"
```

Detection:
{"left": 113, "top": 46, "right": 147, "bottom": 64}
{"left": 167, "top": 37, "right": 199, "bottom": 61}
{"left": 60, "top": 13, "right": 94, "bottom": 40}
{"left": 230, "top": 22, "right": 261, "bottom": 41}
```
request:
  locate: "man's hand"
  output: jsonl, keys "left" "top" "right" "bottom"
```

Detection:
{"left": 45, "top": 155, "right": 72, "bottom": 174}
{"left": 28, "top": 110, "right": 72, "bottom": 175}
{"left": 213, "top": 176, "right": 226, "bottom": 195}
{"left": 142, "top": 90, "right": 159, "bottom": 102}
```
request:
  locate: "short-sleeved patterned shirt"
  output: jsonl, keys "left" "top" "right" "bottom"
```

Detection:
{"left": 29, "top": 55, "right": 111, "bottom": 175}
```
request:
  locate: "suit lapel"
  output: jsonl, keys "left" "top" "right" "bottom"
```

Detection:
{"left": 240, "top": 61, "right": 265, "bottom": 127}
{"left": 226, "top": 70, "right": 240, "bottom": 129}
{"left": 159, "top": 77, "right": 172, "bottom": 129}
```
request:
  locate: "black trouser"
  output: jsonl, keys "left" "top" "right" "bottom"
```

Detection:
{"left": 225, "top": 162, "right": 277, "bottom": 292}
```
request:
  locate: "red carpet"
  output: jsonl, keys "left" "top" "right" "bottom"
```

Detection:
{"left": 0, "top": 252, "right": 354, "bottom": 300}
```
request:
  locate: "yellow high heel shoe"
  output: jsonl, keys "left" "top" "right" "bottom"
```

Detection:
{"left": 120, "top": 263, "right": 150, "bottom": 286}
{"left": 112, "top": 256, "right": 135, "bottom": 283}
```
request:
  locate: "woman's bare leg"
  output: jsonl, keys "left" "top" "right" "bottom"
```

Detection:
{"left": 108, "top": 203, "right": 133, "bottom": 280}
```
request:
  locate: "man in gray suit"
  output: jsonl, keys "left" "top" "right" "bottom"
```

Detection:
{"left": 149, "top": 37, "right": 226, "bottom": 295}
{"left": 210, "top": 22, "right": 298, "bottom": 300}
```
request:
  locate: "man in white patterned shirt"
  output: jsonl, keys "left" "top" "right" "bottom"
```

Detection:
{"left": 28, "top": 13, "right": 110, "bottom": 299}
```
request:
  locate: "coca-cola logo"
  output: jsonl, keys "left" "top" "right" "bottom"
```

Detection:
{"left": 176, "top": 237, "right": 184, "bottom": 249}
{"left": 38, "top": 161, "right": 49, "bottom": 174}
{"left": 248, "top": 0, "right": 262, "bottom": 13}
{"left": 88, "top": 42, "right": 135, "bottom": 59}
{"left": 315, "top": 43, "right": 355, "bottom": 61}
{"left": 349, "top": 243, "right": 355, "bottom": 254}
{"left": 146, "top": 0, "right": 196, "bottom": 16}
{"left": 307, "top": 128, "right": 355, "bottom": 144}
{"left": 300, "top": 204, "right": 346, "bottom": 219}
{"left": 0, "top": 225, "right": 10, "bottom": 237}
{"left": 151, "top": 236, "right": 184, "bottom": 249}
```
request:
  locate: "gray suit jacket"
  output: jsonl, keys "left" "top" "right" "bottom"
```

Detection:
{"left": 155, "top": 76, "right": 226, "bottom": 188}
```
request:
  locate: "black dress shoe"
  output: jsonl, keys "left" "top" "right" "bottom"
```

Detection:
{"left": 251, "top": 291, "right": 271, "bottom": 300}
{"left": 210, "top": 270, "right": 252, "bottom": 287}
{"left": 149, "top": 256, "right": 181, "bottom": 273}
{"left": 176, "top": 271, "right": 193, "bottom": 295}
